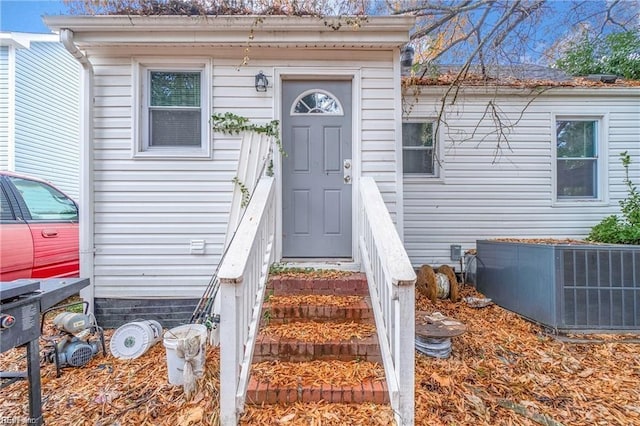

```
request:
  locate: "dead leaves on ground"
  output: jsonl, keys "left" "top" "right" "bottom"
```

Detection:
{"left": 492, "top": 237, "right": 590, "bottom": 245}
{"left": 269, "top": 268, "right": 354, "bottom": 279}
{"left": 251, "top": 360, "right": 385, "bottom": 388}
{"left": 267, "top": 294, "right": 362, "bottom": 308}
{"left": 2, "top": 285, "right": 639, "bottom": 425}
{"left": 261, "top": 321, "right": 376, "bottom": 342}
{"left": 415, "top": 286, "right": 640, "bottom": 426}
{"left": 0, "top": 330, "right": 221, "bottom": 426}
{"left": 240, "top": 401, "right": 395, "bottom": 425}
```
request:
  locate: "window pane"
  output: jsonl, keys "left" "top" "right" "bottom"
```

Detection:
{"left": 294, "top": 92, "right": 341, "bottom": 114}
{"left": 557, "top": 159, "right": 597, "bottom": 198}
{"left": 403, "top": 122, "right": 433, "bottom": 147}
{"left": 1, "top": 187, "right": 15, "bottom": 221}
{"left": 403, "top": 122, "right": 435, "bottom": 174}
{"left": 403, "top": 149, "right": 434, "bottom": 174}
{"left": 150, "top": 72, "right": 201, "bottom": 107}
{"left": 150, "top": 109, "right": 201, "bottom": 146}
{"left": 557, "top": 121, "right": 595, "bottom": 158}
{"left": 9, "top": 177, "right": 78, "bottom": 220}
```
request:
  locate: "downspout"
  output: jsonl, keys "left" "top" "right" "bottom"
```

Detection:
{"left": 60, "top": 29, "right": 96, "bottom": 313}
{"left": 393, "top": 46, "right": 405, "bottom": 242}
{"left": 7, "top": 43, "right": 16, "bottom": 171}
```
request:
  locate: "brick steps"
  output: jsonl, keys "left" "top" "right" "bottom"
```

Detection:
{"left": 246, "top": 376, "right": 389, "bottom": 405}
{"left": 267, "top": 273, "right": 368, "bottom": 296}
{"left": 247, "top": 272, "right": 387, "bottom": 408}
{"left": 262, "top": 297, "right": 373, "bottom": 323}
{"left": 253, "top": 334, "right": 382, "bottom": 363}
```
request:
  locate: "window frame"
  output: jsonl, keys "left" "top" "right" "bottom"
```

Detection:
{"left": 133, "top": 58, "right": 212, "bottom": 159}
{"left": 401, "top": 119, "right": 442, "bottom": 179}
{"left": 6, "top": 176, "right": 78, "bottom": 223}
{"left": 290, "top": 89, "right": 344, "bottom": 116}
{"left": 552, "top": 114, "right": 607, "bottom": 205}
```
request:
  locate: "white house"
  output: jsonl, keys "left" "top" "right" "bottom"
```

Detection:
{"left": 43, "top": 15, "right": 417, "bottom": 326}
{"left": 0, "top": 32, "right": 80, "bottom": 199}
{"left": 41, "top": 15, "right": 640, "bottom": 323}
{"left": 402, "top": 79, "right": 640, "bottom": 266}
{"left": 43, "top": 14, "right": 639, "bottom": 426}
{"left": 42, "top": 18, "right": 422, "bottom": 424}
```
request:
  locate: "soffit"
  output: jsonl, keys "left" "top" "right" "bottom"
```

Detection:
{"left": 44, "top": 15, "right": 415, "bottom": 49}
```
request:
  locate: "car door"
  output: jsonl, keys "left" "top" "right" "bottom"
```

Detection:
{"left": 0, "top": 182, "right": 34, "bottom": 280}
{"left": 6, "top": 176, "right": 79, "bottom": 278}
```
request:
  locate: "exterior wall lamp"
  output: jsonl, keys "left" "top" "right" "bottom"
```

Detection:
{"left": 255, "top": 71, "right": 268, "bottom": 92}
{"left": 400, "top": 45, "right": 415, "bottom": 71}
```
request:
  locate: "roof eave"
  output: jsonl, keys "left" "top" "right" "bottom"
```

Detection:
{"left": 43, "top": 15, "right": 415, "bottom": 48}
{"left": 406, "top": 84, "right": 640, "bottom": 95}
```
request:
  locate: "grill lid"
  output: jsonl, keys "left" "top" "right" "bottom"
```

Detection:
{"left": 0, "top": 280, "right": 40, "bottom": 302}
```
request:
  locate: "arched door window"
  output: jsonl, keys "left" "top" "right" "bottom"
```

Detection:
{"left": 290, "top": 89, "right": 344, "bottom": 115}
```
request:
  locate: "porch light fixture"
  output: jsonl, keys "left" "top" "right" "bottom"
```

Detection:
{"left": 400, "top": 45, "right": 415, "bottom": 69}
{"left": 255, "top": 71, "right": 268, "bottom": 92}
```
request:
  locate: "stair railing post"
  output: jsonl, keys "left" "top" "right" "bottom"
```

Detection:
{"left": 396, "top": 279, "right": 415, "bottom": 425}
{"left": 219, "top": 275, "right": 241, "bottom": 425}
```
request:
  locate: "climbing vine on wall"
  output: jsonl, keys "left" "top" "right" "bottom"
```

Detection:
{"left": 212, "top": 112, "right": 284, "bottom": 156}
{"left": 231, "top": 176, "right": 250, "bottom": 209}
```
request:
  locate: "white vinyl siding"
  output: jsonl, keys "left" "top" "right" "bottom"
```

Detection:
{"left": 14, "top": 41, "right": 80, "bottom": 199}
{"left": 90, "top": 49, "right": 400, "bottom": 299}
{"left": 403, "top": 87, "right": 640, "bottom": 266}
{"left": 0, "top": 46, "right": 8, "bottom": 170}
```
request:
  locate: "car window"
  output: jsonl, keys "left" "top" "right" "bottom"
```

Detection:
{"left": 1, "top": 186, "right": 16, "bottom": 221}
{"left": 9, "top": 177, "right": 78, "bottom": 221}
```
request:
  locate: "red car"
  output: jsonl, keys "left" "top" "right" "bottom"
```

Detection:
{"left": 0, "top": 171, "right": 79, "bottom": 281}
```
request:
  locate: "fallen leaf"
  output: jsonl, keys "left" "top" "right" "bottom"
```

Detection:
{"left": 465, "top": 393, "right": 488, "bottom": 418}
{"left": 178, "top": 406, "right": 204, "bottom": 425}
{"left": 578, "top": 368, "right": 595, "bottom": 378}
{"left": 94, "top": 390, "right": 119, "bottom": 404}
{"left": 277, "top": 413, "right": 296, "bottom": 423}
{"left": 430, "top": 372, "right": 451, "bottom": 387}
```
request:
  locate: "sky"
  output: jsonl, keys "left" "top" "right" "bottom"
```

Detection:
{"left": 1, "top": 0, "right": 68, "bottom": 33}
{"left": 1, "top": 0, "right": 636, "bottom": 64}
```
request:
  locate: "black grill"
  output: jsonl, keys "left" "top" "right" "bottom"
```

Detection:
{"left": 0, "top": 278, "right": 90, "bottom": 425}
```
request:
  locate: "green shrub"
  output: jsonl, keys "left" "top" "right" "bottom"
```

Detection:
{"left": 555, "top": 30, "right": 640, "bottom": 80}
{"left": 588, "top": 152, "right": 640, "bottom": 245}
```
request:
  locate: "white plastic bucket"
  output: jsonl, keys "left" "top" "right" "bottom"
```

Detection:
{"left": 110, "top": 320, "right": 163, "bottom": 359}
{"left": 163, "top": 324, "right": 207, "bottom": 385}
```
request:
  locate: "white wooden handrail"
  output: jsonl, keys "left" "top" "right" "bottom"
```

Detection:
{"left": 359, "top": 176, "right": 416, "bottom": 426}
{"left": 225, "top": 131, "right": 272, "bottom": 247}
{"left": 218, "top": 176, "right": 275, "bottom": 426}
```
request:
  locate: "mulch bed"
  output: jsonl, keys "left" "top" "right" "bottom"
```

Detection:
{"left": 267, "top": 294, "right": 363, "bottom": 308}
{"left": 260, "top": 321, "right": 376, "bottom": 342}
{"left": 415, "top": 286, "right": 640, "bottom": 426}
{"left": 240, "top": 401, "right": 395, "bottom": 425}
{"left": 491, "top": 237, "right": 593, "bottom": 245}
{"left": 0, "top": 330, "right": 220, "bottom": 426}
{"left": 1, "top": 286, "right": 638, "bottom": 425}
{"left": 250, "top": 360, "right": 385, "bottom": 388}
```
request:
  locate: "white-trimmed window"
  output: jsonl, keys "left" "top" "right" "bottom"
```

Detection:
{"left": 402, "top": 121, "right": 437, "bottom": 176}
{"left": 555, "top": 117, "right": 602, "bottom": 200}
{"left": 134, "top": 59, "right": 211, "bottom": 158}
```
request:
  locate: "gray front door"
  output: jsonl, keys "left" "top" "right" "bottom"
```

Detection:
{"left": 282, "top": 80, "right": 352, "bottom": 258}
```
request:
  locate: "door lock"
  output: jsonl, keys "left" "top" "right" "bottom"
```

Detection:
{"left": 343, "top": 159, "right": 352, "bottom": 185}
